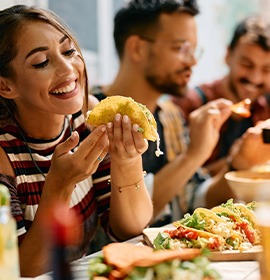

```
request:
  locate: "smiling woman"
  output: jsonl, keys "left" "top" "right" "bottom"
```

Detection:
{"left": 9, "top": 22, "right": 85, "bottom": 118}
{"left": 0, "top": 4, "right": 153, "bottom": 277}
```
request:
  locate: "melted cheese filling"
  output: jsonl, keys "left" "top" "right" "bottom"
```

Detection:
{"left": 153, "top": 128, "right": 164, "bottom": 157}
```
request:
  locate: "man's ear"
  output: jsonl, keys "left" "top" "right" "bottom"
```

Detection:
{"left": 125, "top": 35, "right": 147, "bottom": 62}
{"left": 0, "top": 77, "right": 17, "bottom": 99}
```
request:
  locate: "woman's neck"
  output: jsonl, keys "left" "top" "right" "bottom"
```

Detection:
{"left": 14, "top": 112, "right": 66, "bottom": 139}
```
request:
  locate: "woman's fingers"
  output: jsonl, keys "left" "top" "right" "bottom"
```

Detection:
{"left": 107, "top": 114, "right": 147, "bottom": 158}
{"left": 122, "top": 115, "right": 140, "bottom": 155}
{"left": 54, "top": 131, "right": 80, "bottom": 157}
{"left": 132, "top": 124, "right": 148, "bottom": 153}
{"left": 77, "top": 125, "right": 108, "bottom": 162}
{"left": 94, "top": 148, "right": 109, "bottom": 163}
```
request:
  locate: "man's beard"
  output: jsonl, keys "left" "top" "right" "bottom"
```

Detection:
{"left": 145, "top": 73, "right": 188, "bottom": 97}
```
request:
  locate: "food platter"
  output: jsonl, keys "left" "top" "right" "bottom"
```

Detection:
{"left": 143, "top": 227, "right": 262, "bottom": 262}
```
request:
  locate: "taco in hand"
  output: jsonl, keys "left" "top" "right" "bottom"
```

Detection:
{"left": 86, "top": 95, "right": 157, "bottom": 141}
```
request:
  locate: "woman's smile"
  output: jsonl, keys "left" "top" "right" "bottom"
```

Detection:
{"left": 50, "top": 79, "right": 79, "bottom": 99}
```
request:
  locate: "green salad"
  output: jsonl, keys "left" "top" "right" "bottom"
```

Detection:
{"left": 88, "top": 253, "right": 221, "bottom": 280}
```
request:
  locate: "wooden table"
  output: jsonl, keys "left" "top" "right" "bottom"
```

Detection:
{"left": 20, "top": 235, "right": 261, "bottom": 280}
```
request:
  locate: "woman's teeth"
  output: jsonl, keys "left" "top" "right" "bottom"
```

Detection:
{"left": 52, "top": 81, "right": 76, "bottom": 94}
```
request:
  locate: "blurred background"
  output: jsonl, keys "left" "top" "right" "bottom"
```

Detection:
{"left": 2, "top": 0, "right": 270, "bottom": 88}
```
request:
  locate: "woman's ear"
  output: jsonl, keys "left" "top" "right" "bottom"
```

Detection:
{"left": 0, "top": 77, "right": 17, "bottom": 99}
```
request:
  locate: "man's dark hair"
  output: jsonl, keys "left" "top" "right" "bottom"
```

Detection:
{"left": 114, "top": 0, "right": 199, "bottom": 58}
{"left": 229, "top": 15, "right": 270, "bottom": 52}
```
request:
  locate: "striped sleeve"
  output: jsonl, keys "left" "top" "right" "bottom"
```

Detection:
{"left": 92, "top": 154, "right": 111, "bottom": 232}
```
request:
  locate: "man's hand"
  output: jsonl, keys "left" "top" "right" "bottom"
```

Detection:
{"left": 188, "top": 98, "right": 232, "bottom": 165}
{"left": 229, "top": 119, "right": 270, "bottom": 170}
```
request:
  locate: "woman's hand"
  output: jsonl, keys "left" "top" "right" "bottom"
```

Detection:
{"left": 105, "top": 114, "right": 152, "bottom": 239}
{"left": 106, "top": 114, "right": 148, "bottom": 163}
{"left": 47, "top": 126, "right": 109, "bottom": 190}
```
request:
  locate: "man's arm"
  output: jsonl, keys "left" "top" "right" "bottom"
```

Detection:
{"left": 151, "top": 99, "right": 232, "bottom": 217}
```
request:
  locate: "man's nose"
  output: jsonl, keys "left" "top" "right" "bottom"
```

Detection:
{"left": 247, "top": 68, "right": 264, "bottom": 85}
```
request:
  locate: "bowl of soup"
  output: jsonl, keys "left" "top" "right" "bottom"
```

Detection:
{"left": 225, "top": 170, "right": 270, "bottom": 202}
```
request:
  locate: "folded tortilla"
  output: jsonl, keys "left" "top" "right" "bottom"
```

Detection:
{"left": 211, "top": 206, "right": 260, "bottom": 245}
{"left": 192, "top": 208, "right": 244, "bottom": 247}
{"left": 234, "top": 203, "right": 259, "bottom": 229}
{"left": 211, "top": 206, "right": 246, "bottom": 226}
{"left": 86, "top": 95, "right": 157, "bottom": 141}
{"left": 167, "top": 223, "right": 225, "bottom": 250}
{"left": 102, "top": 242, "right": 201, "bottom": 278}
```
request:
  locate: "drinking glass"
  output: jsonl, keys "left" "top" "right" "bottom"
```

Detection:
{"left": 255, "top": 188, "right": 270, "bottom": 280}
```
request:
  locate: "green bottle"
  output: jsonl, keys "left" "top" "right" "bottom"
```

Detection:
{"left": 0, "top": 184, "right": 20, "bottom": 280}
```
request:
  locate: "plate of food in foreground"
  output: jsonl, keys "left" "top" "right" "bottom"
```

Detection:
{"left": 88, "top": 242, "right": 221, "bottom": 279}
{"left": 143, "top": 199, "right": 262, "bottom": 262}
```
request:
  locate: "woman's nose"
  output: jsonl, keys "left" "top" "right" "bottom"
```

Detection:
{"left": 55, "top": 56, "right": 73, "bottom": 76}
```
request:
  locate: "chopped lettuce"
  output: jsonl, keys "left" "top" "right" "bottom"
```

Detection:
{"left": 220, "top": 199, "right": 241, "bottom": 214}
{"left": 221, "top": 198, "right": 234, "bottom": 208}
{"left": 88, "top": 256, "right": 111, "bottom": 278}
{"left": 153, "top": 232, "right": 174, "bottom": 250}
{"left": 246, "top": 201, "right": 259, "bottom": 211}
{"left": 88, "top": 254, "right": 221, "bottom": 280}
{"left": 177, "top": 213, "right": 206, "bottom": 230}
{"left": 153, "top": 230, "right": 217, "bottom": 251}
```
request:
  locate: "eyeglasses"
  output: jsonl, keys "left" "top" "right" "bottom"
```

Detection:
{"left": 140, "top": 36, "right": 203, "bottom": 63}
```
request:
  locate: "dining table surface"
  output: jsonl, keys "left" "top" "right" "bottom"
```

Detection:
{"left": 20, "top": 234, "right": 261, "bottom": 280}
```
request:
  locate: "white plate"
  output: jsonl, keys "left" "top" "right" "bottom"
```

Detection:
{"left": 143, "top": 227, "right": 262, "bottom": 262}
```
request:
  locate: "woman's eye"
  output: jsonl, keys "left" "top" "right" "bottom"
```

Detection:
{"left": 32, "top": 60, "right": 49, "bottom": 68}
{"left": 63, "top": 48, "right": 76, "bottom": 56}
